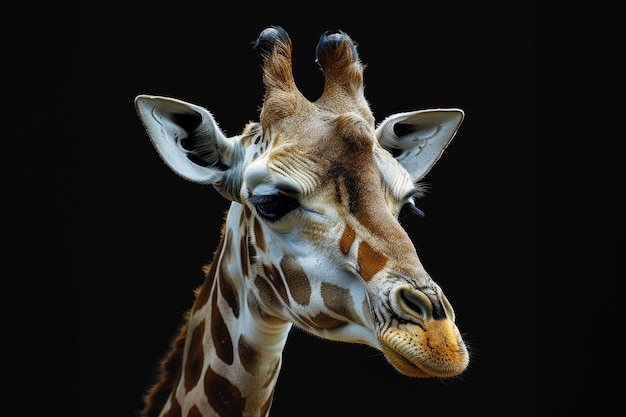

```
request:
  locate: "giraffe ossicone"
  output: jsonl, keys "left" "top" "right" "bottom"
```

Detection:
{"left": 135, "top": 26, "right": 469, "bottom": 417}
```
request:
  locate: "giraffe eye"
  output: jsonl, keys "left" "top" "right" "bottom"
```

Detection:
{"left": 399, "top": 201, "right": 425, "bottom": 219}
{"left": 249, "top": 194, "right": 300, "bottom": 222}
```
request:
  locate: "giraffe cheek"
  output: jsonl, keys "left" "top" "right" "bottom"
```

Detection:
{"left": 320, "top": 282, "right": 365, "bottom": 327}
{"left": 280, "top": 255, "right": 312, "bottom": 306}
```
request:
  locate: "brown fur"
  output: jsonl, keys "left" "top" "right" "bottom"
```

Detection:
{"left": 141, "top": 219, "right": 228, "bottom": 416}
{"left": 141, "top": 318, "right": 189, "bottom": 417}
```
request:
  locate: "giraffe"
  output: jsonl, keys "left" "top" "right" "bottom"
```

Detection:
{"left": 134, "top": 26, "right": 469, "bottom": 417}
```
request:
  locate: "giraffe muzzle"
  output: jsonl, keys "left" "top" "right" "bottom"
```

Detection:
{"left": 373, "top": 284, "right": 468, "bottom": 377}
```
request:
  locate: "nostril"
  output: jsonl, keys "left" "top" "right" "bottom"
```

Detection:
{"left": 397, "top": 288, "right": 450, "bottom": 321}
{"left": 440, "top": 293, "right": 456, "bottom": 322}
{"left": 398, "top": 288, "right": 434, "bottom": 322}
{"left": 431, "top": 303, "right": 447, "bottom": 320}
{"left": 400, "top": 290, "right": 425, "bottom": 318}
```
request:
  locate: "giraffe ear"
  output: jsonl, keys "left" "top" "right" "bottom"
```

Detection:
{"left": 376, "top": 109, "right": 464, "bottom": 182}
{"left": 134, "top": 95, "right": 235, "bottom": 186}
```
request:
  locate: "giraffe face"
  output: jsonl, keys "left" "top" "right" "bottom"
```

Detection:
{"left": 135, "top": 26, "right": 468, "bottom": 379}
{"left": 240, "top": 102, "right": 467, "bottom": 379}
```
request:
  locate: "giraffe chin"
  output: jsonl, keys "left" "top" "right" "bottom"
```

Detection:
{"left": 379, "top": 319, "right": 469, "bottom": 378}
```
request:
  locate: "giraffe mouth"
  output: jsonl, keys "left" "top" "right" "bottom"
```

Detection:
{"left": 380, "top": 346, "right": 436, "bottom": 377}
{"left": 379, "top": 319, "right": 469, "bottom": 378}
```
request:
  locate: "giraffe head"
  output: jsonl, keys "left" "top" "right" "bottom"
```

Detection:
{"left": 135, "top": 26, "right": 468, "bottom": 378}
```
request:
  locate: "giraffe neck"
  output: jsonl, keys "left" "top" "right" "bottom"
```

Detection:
{"left": 153, "top": 203, "right": 292, "bottom": 417}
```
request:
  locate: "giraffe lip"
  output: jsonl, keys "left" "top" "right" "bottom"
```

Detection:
{"left": 382, "top": 344, "right": 467, "bottom": 378}
{"left": 379, "top": 320, "right": 469, "bottom": 378}
{"left": 381, "top": 345, "right": 433, "bottom": 377}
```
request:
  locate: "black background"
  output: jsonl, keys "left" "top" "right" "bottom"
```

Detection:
{"left": 2, "top": 2, "right": 622, "bottom": 416}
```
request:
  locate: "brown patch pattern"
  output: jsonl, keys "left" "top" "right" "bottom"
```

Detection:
{"left": 163, "top": 396, "right": 182, "bottom": 417}
{"left": 238, "top": 334, "right": 260, "bottom": 374}
{"left": 308, "top": 311, "right": 348, "bottom": 330}
{"left": 321, "top": 282, "right": 363, "bottom": 326}
{"left": 339, "top": 224, "right": 356, "bottom": 255}
{"left": 210, "top": 287, "right": 234, "bottom": 365}
{"left": 247, "top": 288, "right": 285, "bottom": 325}
{"left": 263, "top": 264, "right": 289, "bottom": 305}
{"left": 186, "top": 405, "right": 202, "bottom": 417}
{"left": 253, "top": 217, "right": 266, "bottom": 252}
{"left": 184, "top": 320, "right": 205, "bottom": 392}
{"left": 239, "top": 234, "right": 249, "bottom": 279}
{"left": 357, "top": 240, "right": 388, "bottom": 281}
{"left": 204, "top": 365, "right": 245, "bottom": 417}
{"left": 253, "top": 275, "right": 282, "bottom": 315}
{"left": 219, "top": 273, "right": 240, "bottom": 319}
{"left": 280, "top": 255, "right": 311, "bottom": 306}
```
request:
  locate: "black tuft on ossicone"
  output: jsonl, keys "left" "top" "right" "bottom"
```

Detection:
{"left": 315, "top": 29, "right": 359, "bottom": 69}
{"left": 252, "top": 26, "right": 289, "bottom": 55}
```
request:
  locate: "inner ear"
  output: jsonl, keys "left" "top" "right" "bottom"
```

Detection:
{"left": 171, "top": 112, "right": 203, "bottom": 139}
{"left": 393, "top": 121, "right": 437, "bottom": 141}
{"left": 387, "top": 123, "right": 419, "bottom": 158}
{"left": 134, "top": 95, "right": 234, "bottom": 186}
{"left": 376, "top": 109, "right": 464, "bottom": 182}
{"left": 165, "top": 112, "right": 212, "bottom": 167}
